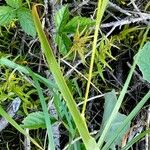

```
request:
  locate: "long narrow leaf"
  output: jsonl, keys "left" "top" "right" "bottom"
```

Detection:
{"left": 102, "top": 90, "right": 150, "bottom": 150}
{"left": 28, "top": 68, "right": 55, "bottom": 150}
{"left": 0, "top": 106, "right": 43, "bottom": 150}
{"left": 98, "top": 25, "right": 150, "bottom": 149}
{"left": 122, "top": 128, "right": 150, "bottom": 150}
{"left": 0, "top": 57, "right": 58, "bottom": 89}
{"left": 32, "top": 5, "right": 99, "bottom": 150}
{"left": 82, "top": 0, "right": 109, "bottom": 116}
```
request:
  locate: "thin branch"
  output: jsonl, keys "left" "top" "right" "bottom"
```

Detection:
{"left": 101, "top": 14, "right": 150, "bottom": 28}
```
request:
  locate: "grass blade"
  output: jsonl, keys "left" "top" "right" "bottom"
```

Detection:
{"left": 82, "top": 0, "right": 108, "bottom": 117}
{"left": 28, "top": 68, "right": 55, "bottom": 150}
{"left": 0, "top": 57, "right": 58, "bottom": 90}
{"left": 32, "top": 5, "right": 99, "bottom": 150}
{"left": 98, "top": 25, "right": 150, "bottom": 149}
{"left": 102, "top": 90, "right": 150, "bottom": 150}
{"left": 0, "top": 105, "right": 43, "bottom": 150}
{"left": 122, "top": 128, "right": 150, "bottom": 150}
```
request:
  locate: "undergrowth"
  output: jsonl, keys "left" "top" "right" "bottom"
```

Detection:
{"left": 0, "top": 0, "right": 150, "bottom": 150}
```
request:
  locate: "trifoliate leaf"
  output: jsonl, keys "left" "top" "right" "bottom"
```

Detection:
{"left": 55, "top": 5, "right": 69, "bottom": 32}
{"left": 17, "top": 8, "right": 36, "bottom": 37}
{"left": 5, "top": 0, "right": 22, "bottom": 8}
{"left": 135, "top": 42, "right": 150, "bottom": 83}
{"left": 0, "top": 6, "right": 16, "bottom": 26}
{"left": 63, "top": 16, "right": 95, "bottom": 33}
{"left": 22, "top": 111, "right": 57, "bottom": 129}
{"left": 101, "top": 90, "right": 130, "bottom": 149}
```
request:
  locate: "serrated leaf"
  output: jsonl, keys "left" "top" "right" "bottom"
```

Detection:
{"left": 101, "top": 90, "right": 130, "bottom": 149}
{"left": 22, "top": 111, "right": 56, "bottom": 129}
{"left": 135, "top": 42, "right": 150, "bottom": 83}
{"left": 63, "top": 16, "right": 95, "bottom": 33}
{"left": 17, "top": 8, "right": 36, "bottom": 37}
{"left": 5, "top": 0, "right": 22, "bottom": 8}
{"left": 55, "top": 5, "right": 69, "bottom": 32}
{"left": 0, "top": 6, "right": 16, "bottom": 26}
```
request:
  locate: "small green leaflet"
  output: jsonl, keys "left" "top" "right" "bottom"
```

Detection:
{"left": 5, "top": 0, "right": 22, "bottom": 8}
{"left": 54, "top": 5, "right": 70, "bottom": 55}
{"left": 100, "top": 90, "right": 130, "bottom": 149}
{"left": 54, "top": 5, "right": 69, "bottom": 32}
{"left": 55, "top": 33, "right": 72, "bottom": 56}
{"left": 135, "top": 42, "right": 150, "bottom": 83}
{"left": 17, "top": 8, "right": 36, "bottom": 37}
{"left": 0, "top": 2, "right": 36, "bottom": 37}
{"left": 0, "top": 6, "right": 16, "bottom": 26}
{"left": 22, "top": 111, "right": 57, "bottom": 129}
{"left": 63, "top": 16, "right": 95, "bottom": 33}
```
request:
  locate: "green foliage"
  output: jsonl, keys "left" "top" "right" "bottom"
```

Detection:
{"left": 5, "top": 0, "right": 22, "bottom": 8}
{"left": 0, "top": 57, "right": 58, "bottom": 89}
{"left": 135, "top": 42, "right": 150, "bottom": 82}
{"left": 64, "top": 26, "right": 92, "bottom": 63}
{"left": 55, "top": 5, "right": 69, "bottom": 32}
{"left": 55, "top": 5, "right": 95, "bottom": 56}
{"left": 0, "top": 67, "right": 36, "bottom": 114}
{"left": 0, "top": 105, "right": 43, "bottom": 149}
{"left": 32, "top": 5, "right": 99, "bottom": 149}
{"left": 0, "top": 0, "right": 36, "bottom": 37}
{"left": 17, "top": 8, "right": 36, "bottom": 37}
{"left": 100, "top": 29, "right": 150, "bottom": 149}
{"left": 95, "top": 36, "right": 117, "bottom": 81}
{"left": 100, "top": 90, "right": 130, "bottom": 149}
{"left": 0, "top": 1, "right": 149, "bottom": 149}
{"left": 53, "top": 92, "right": 76, "bottom": 137}
{"left": 22, "top": 111, "right": 57, "bottom": 129}
{"left": 0, "top": 6, "right": 16, "bottom": 26}
{"left": 63, "top": 16, "right": 95, "bottom": 33}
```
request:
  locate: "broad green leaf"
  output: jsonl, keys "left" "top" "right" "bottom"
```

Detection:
{"left": 100, "top": 90, "right": 130, "bottom": 149}
{"left": 55, "top": 33, "right": 72, "bottom": 56}
{"left": 105, "top": 113, "right": 130, "bottom": 149}
{"left": 102, "top": 90, "right": 117, "bottom": 124}
{"left": 5, "top": 0, "right": 22, "bottom": 8}
{"left": 55, "top": 5, "right": 69, "bottom": 32}
{"left": 0, "top": 6, "right": 16, "bottom": 26}
{"left": 17, "top": 8, "right": 36, "bottom": 37}
{"left": 135, "top": 42, "right": 150, "bottom": 83}
{"left": 63, "top": 16, "right": 95, "bottom": 33}
{"left": 102, "top": 90, "right": 150, "bottom": 150}
{"left": 55, "top": 34, "right": 68, "bottom": 55}
{"left": 22, "top": 111, "right": 56, "bottom": 129}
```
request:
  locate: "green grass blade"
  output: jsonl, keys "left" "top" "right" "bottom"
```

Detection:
{"left": 28, "top": 68, "right": 55, "bottom": 150}
{"left": 82, "top": 0, "right": 109, "bottom": 117}
{"left": 0, "top": 105, "right": 43, "bottom": 150}
{"left": 0, "top": 57, "right": 58, "bottom": 90}
{"left": 122, "top": 128, "right": 150, "bottom": 150}
{"left": 32, "top": 5, "right": 99, "bottom": 150}
{"left": 102, "top": 90, "right": 150, "bottom": 150}
{"left": 98, "top": 25, "right": 150, "bottom": 149}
